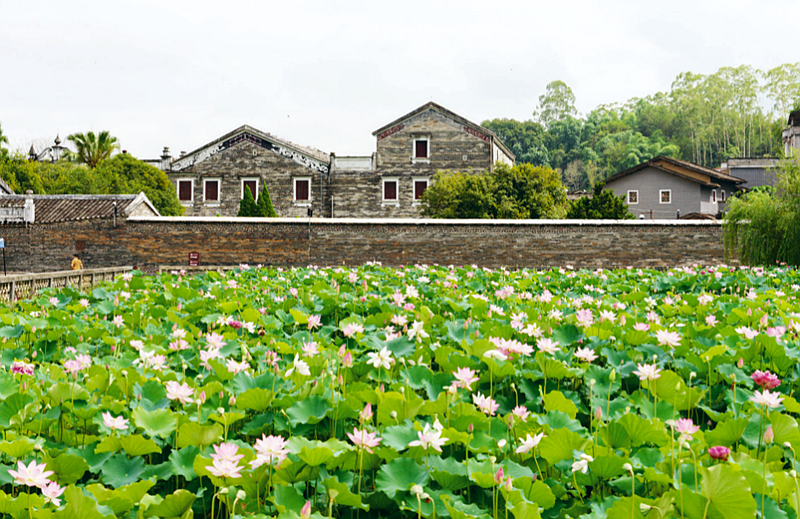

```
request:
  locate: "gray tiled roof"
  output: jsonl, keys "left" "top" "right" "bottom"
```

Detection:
{"left": 0, "top": 194, "right": 157, "bottom": 224}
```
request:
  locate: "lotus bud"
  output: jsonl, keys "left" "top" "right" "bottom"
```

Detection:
{"left": 623, "top": 463, "right": 633, "bottom": 474}
{"left": 730, "top": 373, "right": 736, "bottom": 382}
{"left": 198, "top": 391, "right": 206, "bottom": 404}
{"left": 411, "top": 484, "right": 424, "bottom": 495}
{"left": 236, "top": 490, "right": 246, "bottom": 501}
{"left": 359, "top": 403, "right": 373, "bottom": 423}
{"left": 590, "top": 379, "right": 596, "bottom": 387}
{"left": 675, "top": 383, "right": 681, "bottom": 391}
{"left": 690, "top": 372, "right": 696, "bottom": 380}
{"left": 343, "top": 352, "right": 352, "bottom": 367}
{"left": 764, "top": 425, "right": 774, "bottom": 445}
{"left": 301, "top": 500, "right": 311, "bottom": 519}
{"left": 505, "top": 476, "right": 513, "bottom": 492}
{"left": 595, "top": 406, "right": 603, "bottom": 421}
{"left": 640, "top": 504, "right": 652, "bottom": 513}
{"left": 34, "top": 444, "right": 43, "bottom": 452}
{"left": 137, "top": 393, "right": 142, "bottom": 401}
{"left": 337, "top": 375, "right": 343, "bottom": 385}
{"left": 785, "top": 442, "right": 793, "bottom": 448}
{"left": 32, "top": 351, "right": 37, "bottom": 359}
{"left": 219, "top": 391, "right": 224, "bottom": 400}
{"left": 229, "top": 396, "right": 236, "bottom": 406}
{"left": 339, "top": 345, "right": 346, "bottom": 356}
{"left": 737, "top": 358, "right": 744, "bottom": 368}
{"left": 219, "top": 488, "right": 228, "bottom": 495}
{"left": 399, "top": 386, "right": 405, "bottom": 394}
{"left": 609, "top": 369, "right": 616, "bottom": 382}
{"left": 497, "top": 439, "right": 507, "bottom": 449}
{"left": 792, "top": 470, "right": 798, "bottom": 478}
{"left": 217, "top": 407, "right": 225, "bottom": 416}
{"left": 468, "top": 423, "right": 474, "bottom": 434}
{"left": 390, "top": 410, "right": 397, "bottom": 419}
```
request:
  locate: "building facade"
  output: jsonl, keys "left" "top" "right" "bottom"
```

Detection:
{"left": 163, "top": 102, "right": 514, "bottom": 218}
{"left": 605, "top": 156, "right": 743, "bottom": 219}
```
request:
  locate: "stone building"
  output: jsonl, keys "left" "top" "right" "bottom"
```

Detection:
{"left": 163, "top": 102, "right": 514, "bottom": 218}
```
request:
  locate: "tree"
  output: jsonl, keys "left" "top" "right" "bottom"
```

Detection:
{"left": 92, "top": 154, "right": 183, "bottom": 216}
{"left": 0, "top": 153, "right": 46, "bottom": 193}
{"left": 724, "top": 156, "right": 800, "bottom": 265}
{"left": 480, "top": 119, "right": 549, "bottom": 166}
{"left": 534, "top": 80, "right": 578, "bottom": 129}
{"left": 566, "top": 183, "right": 634, "bottom": 219}
{"left": 257, "top": 184, "right": 278, "bottom": 217}
{"left": 420, "top": 164, "right": 568, "bottom": 219}
{"left": 67, "top": 131, "right": 119, "bottom": 168}
{"left": 238, "top": 185, "right": 259, "bottom": 217}
{"left": 0, "top": 122, "right": 8, "bottom": 151}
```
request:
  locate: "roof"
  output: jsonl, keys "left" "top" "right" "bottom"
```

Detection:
{"left": 0, "top": 193, "right": 159, "bottom": 224}
{"left": 605, "top": 156, "right": 745, "bottom": 188}
{"left": 679, "top": 212, "right": 718, "bottom": 220}
{"left": 371, "top": 102, "right": 515, "bottom": 161}
{"left": 170, "top": 125, "right": 331, "bottom": 173}
{"left": 0, "top": 178, "right": 14, "bottom": 195}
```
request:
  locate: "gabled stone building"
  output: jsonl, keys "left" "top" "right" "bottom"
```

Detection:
{"left": 163, "top": 102, "right": 514, "bottom": 218}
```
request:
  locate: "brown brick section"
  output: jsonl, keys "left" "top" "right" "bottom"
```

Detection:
{"left": 0, "top": 218, "right": 728, "bottom": 274}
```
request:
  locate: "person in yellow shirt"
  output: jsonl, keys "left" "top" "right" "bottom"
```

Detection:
{"left": 71, "top": 254, "right": 83, "bottom": 271}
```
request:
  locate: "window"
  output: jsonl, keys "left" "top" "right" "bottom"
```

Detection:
{"left": 720, "top": 190, "right": 726, "bottom": 202}
{"left": 382, "top": 178, "right": 398, "bottom": 203}
{"left": 294, "top": 178, "right": 311, "bottom": 203}
{"left": 660, "top": 189, "right": 672, "bottom": 204}
{"left": 204, "top": 179, "right": 220, "bottom": 203}
{"left": 627, "top": 190, "right": 638, "bottom": 204}
{"left": 414, "top": 178, "right": 429, "bottom": 201}
{"left": 413, "top": 137, "right": 430, "bottom": 161}
{"left": 711, "top": 190, "right": 716, "bottom": 203}
{"left": 177, "top": 179, "right": 193, "bottom": 203}
{"left": 241, "top": 179, "right": 259, "bottom": 201}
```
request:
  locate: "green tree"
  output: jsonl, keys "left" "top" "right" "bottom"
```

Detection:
{"left": 534, "top": 80, "right": 578, "bottom": 129}
{"left": 257, "top": 184, "right": 278, "bottom": 217}
{"left": 0, "top": 122, "right": 8, "bottom": 153}
{"left": 724, "top": 156, "right": 800, "bottom": 265}
{"left": 238, "top": 185, "right": 259, "bottom": 217}
{"left": 480, "top": 119, "right": 549, "bottom": 166}
{"left": 67, "top": 130, "right": 119, "bottom": 168}
{"left": 566, "top": 182, "right": 634, "bottom": 219}
{"left": 92, "top": 154, "right": 183, "bottom": 216}
{"left": 420, "top": 164, "right": 567, "bottom": 219}
{"left": 0, "top": 153, "right": 45, "bottom": 193}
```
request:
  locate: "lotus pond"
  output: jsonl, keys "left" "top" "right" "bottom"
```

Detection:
{"left": 1, "top": 263, "right": 800, "bottom": 519}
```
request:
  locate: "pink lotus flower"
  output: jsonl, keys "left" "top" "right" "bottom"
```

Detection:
{"left": 511, "top": 405, "right": 530, "bottom": 422}
{"left": 494, "top": 467, "right": 504, "bottom": 485}
{"left": 226, "top": 358, "right": 250, "bottom": 374}
{"left": 79, "top": 298, "right": 90, "bottom": 308}
{"left": 752, "top": 370, "right": 780, "bottom": 389}
{"left": 347, "top": 427, "right": 382, "bottom": 453}
{"left": 301, "top": 500, "right": 311, "bottom": 519}
{"left": 708, "top": 446, "right": 730, "bottom": 461}
{"left": 655, "top": 329, "right": 681, "bottom": 348}
{"left": 452, "top": 367, "right": 479, "bottom": 391}
{"left": 472, "top": 392, "right": 499, "bottom": 416}
{"left": 307, "top": 314, "right": 322, "bottom": 330}
{"left": 11, "top": 361, "right": 34, "bottom": 376}
{"left": 207, "top": 458, "right": 243, "bottom": 479}
{"left": 633, "top": 323, "right": 650, "bottom": 332}
{"left": 764, "top": 425, "right": 774, "bottom": 444}
{"left": 250, "top": 434, "right": 289, "bottom": 468}
{"left": 112, "top": 315, "right": 124, "bottom": 328}
{"left": 359, "top": 403, "right": 373, "bottom": 423}
{"left": 342, "top": 323, "right": 364, "bottom": 338}
{"left": 166, "top": 381, "right": 194, "bottom": 404}
{"left": 211, "top": 442, "right": 245, "bottom": 463}
{"left": 41, "top": 481, "right": 64, "bottom": 505}
{"left": 536, "top": 338, "right": 560, "bottom": 355}
{"left": 574, "top": 347, "right": 598, "bottom": 363}
{"left": 102, "top": 412, "right": 128, "bottom": 431}
{"left": 633, "top": 363, "right": 661, "bottom": 381}
{"left": 575, "top": 309, "right": 594, "bottom": 327}
{"left": 750, "top": 389, "right": 784, "bottom": 408}
{"left": 408, "top": 424, "right": 447, "bottom": 452}
{"left": 735, "top": 326, "right": 758, "bottom": 340}
{"left": 301, "top": 341, "right": 319, "bottom": 357}
{"left": 705, "top": 315, "right": 718, "bottom": 326}
{"left": 206, "top": 332, "right": 226, "bottom": 349}
{"left": 8, "top": 460, "right": 53, "bottom": 488}
{"left": 673, "top": 418, "right": 700, "bottom": 441}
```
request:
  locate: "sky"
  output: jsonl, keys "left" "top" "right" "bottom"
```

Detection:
{"left": 2, "top": 0, "right": 799, "bottom": 160}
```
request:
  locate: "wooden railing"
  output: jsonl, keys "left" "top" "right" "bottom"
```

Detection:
{"left": 0, "top": 267, "right": 133, "bottom": 302}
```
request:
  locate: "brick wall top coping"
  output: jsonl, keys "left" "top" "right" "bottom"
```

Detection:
{"left": 128, "top": 216, "right": 722, "bottom": 227}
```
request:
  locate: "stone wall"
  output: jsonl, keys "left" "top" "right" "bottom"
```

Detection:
{"left": 0, "top": 217, "right": 730, "bottom": 274}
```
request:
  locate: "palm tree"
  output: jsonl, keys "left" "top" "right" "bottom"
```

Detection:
{"left": 67, "top": 131, "right": 119, "bottom": 168}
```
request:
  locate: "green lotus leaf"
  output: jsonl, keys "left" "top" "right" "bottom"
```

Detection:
{"left": 176, "top": 422, "right": 223, "bottom": 449}
{"left": 102, "top": 454, "right": 147, "bottom": 488}
{"left": 132, "top": 407, "right": 176, "bottom": 439}
{"left": 271, "top": 483, "right": 306, "bottom": 514}
{"left": 380, "top": 423, "right": 418, "bottom": 451}
{"left": 95, "top": 436, "right": 122, "bottom": 454}
{"left": 0, "top": 393, "right": 32, "bottom": 428}
{"left": 286, "top": 396, "right": 331, "bottom": 426}
{"left": 543, "top": 390, "right": 578, "bottom": 419}
{"left": 168, "top": 446, "right": 200, "bottom": 481}
{"left": 323, "top": 477, "right": 369, "bottom": 510}
{"left": 588, "top": 455, "right": 630, "bottom": 479}
{"left": 375, "top": 457, "right": 429, "bottom": 498}
{"left": 440, "top": 494, "right": 492, "bottom": 519}
{"left": 235, "top": 388, "right": 274, "bottom": 412}
{"left": 551, "top": 324, "right": 584, "bottom": 348}
{"left": 538, "top": 427, "right": 588, "bottom": 465}
{"left": 704, "top": 418, "right": 749, "bottom": 447}
{"left": 513, "top": 478, "right": 556, "bottom": 510}
{"left": 0, "top": 438, "right": 36, "bottom": 458}
{"left": 0, "top": 372, "right": 19, "bottom": 399}
{"left": 616, "top": 414, "right": 668, "bottom": 447}
{"left": 119, "top": 434, "right": 160, "bottom": 457}
{"left": 0, "top": 489, "right": 44, "bottom": 514}
{"left": 298, "top": 445, "right": 335, "bottom": 467}
{"left": 44, "top": 451, "right": 89, "bottom": 485}
{"left": 606, "top": 496, "right": 646, "bottom": 519}
{"left": 700, "top": 464, "right": 757, "bottom": 519}
{"left": 376, "top": 392, "right": 424, "bottom": 425}
{"left": 142, "top": 462, "right": 173, "bottom": 481}
{"left": 0, "top": 325, "right": 24, "bottom": 339}
{"left": 48, "top": 382, "right": 90, "bottom": 404}
{"left": 143, "top": 490, "right": 195, "bottom": 518}
{"left": 429, "top": 456, "right": 470, "bottom": 491}
{"left": 768, "top": 413, "right": 800, "bottom": 450}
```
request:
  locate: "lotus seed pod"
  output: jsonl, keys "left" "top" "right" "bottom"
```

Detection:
{"left": 236, "top": 490, "right": 246, "bottom": 501}
{"left": 784, "top": 442, "right": 792, "bottom": 448}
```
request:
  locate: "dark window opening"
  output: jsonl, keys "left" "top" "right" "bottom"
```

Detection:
{"left": 414, "top": 180, "right": 428, "bottom": 200}
{"left": 415, "top": 140, "right": 428, "bottom": 158}
{"left": 296, "top": 180, "right": 310, "bottom": 201}
{"left": 384, "top": 181, "right": 397, "bottom": 201}
{"left": 75, "top": 240, "right": 86, "bottom": 252}
{"left": 243, "top": 180, "right": 258, "bottom": 201}
{"left": 178, "top": 180, "right": 192, "bottom": 201}
{"left": 205, "top": 181, "right": 219, "bottom": 202}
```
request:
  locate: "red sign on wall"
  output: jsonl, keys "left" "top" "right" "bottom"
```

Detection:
{"left": 462, "top": 125, "right": 490, "bottom": 143}
{"left": 189, "top": 252, "right": 199, "bottom": 267}
{"left": 377, "top": 124, "right": 404, "bottom": 141}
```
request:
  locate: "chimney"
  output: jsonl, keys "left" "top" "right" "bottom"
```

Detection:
{"left": 23, "top": 192, "right": 35, "bottom": 224}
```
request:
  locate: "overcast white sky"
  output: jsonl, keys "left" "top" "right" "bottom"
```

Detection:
{"left": 2, "top": 0, "right": 798, "bottom": 159}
